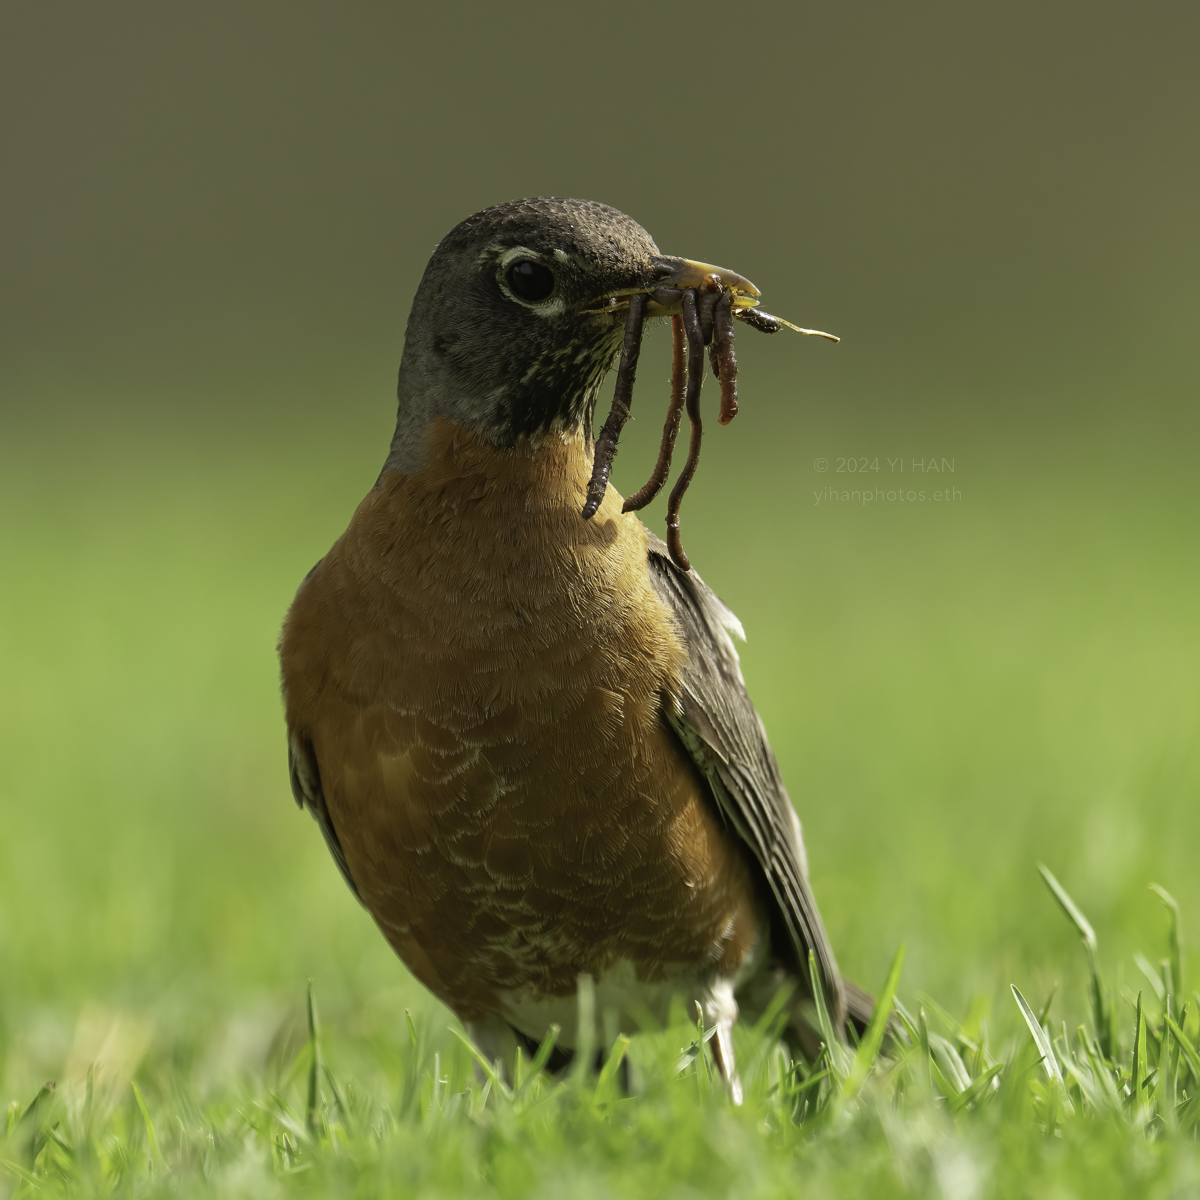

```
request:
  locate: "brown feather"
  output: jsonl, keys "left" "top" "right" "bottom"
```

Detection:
{"left": 279, "top": 420, "right": 763, "bottom": 1024}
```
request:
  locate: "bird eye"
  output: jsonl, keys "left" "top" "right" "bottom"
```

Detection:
{"left": 507, "top": 260, "right": 555, "bottom": 303}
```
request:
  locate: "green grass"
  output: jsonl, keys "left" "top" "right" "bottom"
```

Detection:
{"left": 2, "top": 379, "right": 1199, "bottom": 1196}
{"left": 4, "top": 897, "right": 1200, "bottom": 1198}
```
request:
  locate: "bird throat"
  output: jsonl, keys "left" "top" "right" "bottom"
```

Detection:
{"left": 488, "top": 325, "right": 623, "bottom": 446}
{"left": 411, "top": 418, "right": 600, "bottom": 517}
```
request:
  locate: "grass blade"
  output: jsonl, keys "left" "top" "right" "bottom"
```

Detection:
{"left": 892, "top": 998, "right": 920, "bottom": 1048}
{"left": 840, "top": 945, "right": 905, "bottom": 1101}
{"left": 917, "top": 1006, "right": 933, "bottom": 1088}
{"left": 1130, "top": 992, "right": 1148, "bottom": 1118}
{"left": 523, "top": 1024, "right": 561, "bottom": 1091}
{"left": 1037, "top": 984, "right": 1058, "bottom": 1026}
{"left": 1150, "top": 883, "right": 1183, "bottom": 999}
{"left": 946, "top": 1062, "right": 1003, "bottom": 1113}
{"left": 596, "top": 1035, "right": 630, "bottom": 1094}
{"left": 1012, "top": 985, "right": 1061, "bottom": 1082}
{"left": 1038, "top": 864, "right": 1113, "bottom": 1056}
{"left": 449, "top": 1028, "right": 513, "bottom": 1101}
{"left": 1062, "top": 1058, "right": 1103, "bottom": 1113}
{"left": 570, "top": 974, "right": 597, "bottom": 1085}
{"left": 306, "top": 981, "right": 322, "bottom": 1135}
{"left": 1038, "top": 864, "right": 1096, "bottom": 951}
{"left": 931, "top": 1033, "right": 972, "bottom": 1093}
{"left": 1133, "top": 953, "right": 1166, "bottom": 1002}
{"left": 1081, "top": 1029, "right": 1123, "bottom": 1112}
{"left": 130, "top": 1081, "right": 161, "bottom": 1166}
{"left": 809, "top": 950, "right": 848, "bottom": 1078}
{"left": 1161, "top": 996, "right": 1176, "bottom": 1126}
{"left": 1166, "top": 1016, "right": 1200, "bottom": 1084}
{"left": 323, "top": 1064, "right": 351, "bottom": 1131}
{"left": 1012, "top": 984, "right": 1073, "bottom": 1111}
{"left": 0, "top": 1157, "right": 42, "bottom": 1188}
{"left": 750, "top": 979, "right": 796, "bottom": 1040}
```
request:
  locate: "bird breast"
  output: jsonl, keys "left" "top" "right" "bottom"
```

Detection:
{"left": 279, "top": 418, "right": 763, "bottom": 1022}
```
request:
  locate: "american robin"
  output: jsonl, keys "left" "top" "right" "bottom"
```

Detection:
{"left": 279, "top": 197, "right": 869, "bottom": 1099}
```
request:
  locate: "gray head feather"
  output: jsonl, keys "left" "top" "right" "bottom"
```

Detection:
{"left": 383, "top": 197, "right": 664, "bottom": 474}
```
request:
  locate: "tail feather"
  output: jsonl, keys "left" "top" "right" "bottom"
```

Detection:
{"left": 842, "top": 977, "right": 878, "bottom": 1036}
{"left": 783, "top": 974, "right": 902, "bottom": 1061}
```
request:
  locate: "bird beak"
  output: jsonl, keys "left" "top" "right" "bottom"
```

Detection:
{"left": 582, "top": 256, "right": 762, "bottom": 316}
{"left": 649, "top": 256, "right": 760, "bottom": 304}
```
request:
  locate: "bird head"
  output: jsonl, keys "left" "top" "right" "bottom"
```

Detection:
{"left": 386, "top": 197, "right": 759, "bottom": 472}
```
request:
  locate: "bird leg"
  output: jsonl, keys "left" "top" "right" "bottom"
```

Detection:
{"left": 582, "top": 292, "right": 648, "bottom": 519}
{"left": 710, "top": 1019, "right": 744, "bottom": 1106}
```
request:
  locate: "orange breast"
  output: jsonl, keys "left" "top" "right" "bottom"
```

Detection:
{"left": 279, "top": 420, "right": 761, "bottom": 1022}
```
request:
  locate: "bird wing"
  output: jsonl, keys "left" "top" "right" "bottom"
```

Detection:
{"left": 643, "top": 530, "right": 846, "bottom": 1024}
{"left": 285, "top": 559, "right": 363, "bottom": 903}
{"left": 288, "top": 731, "right": 363, "bottom": 903}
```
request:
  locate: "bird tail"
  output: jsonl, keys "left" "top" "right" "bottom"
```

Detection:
{"left": 782, "top": 973, "right": 901, "bottom": 1061}
{"left": 842, "top": 976, "right": 879, "bottom": 1037}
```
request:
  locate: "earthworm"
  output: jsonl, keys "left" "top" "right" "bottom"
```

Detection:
{"left": 664, "top": 288, "right": 707, "bottom": 571}
{"left": 585, "top": 276, "right": 828, "bottom": 570}
{"left": 582, "top": 291, "right": 648, "bottom": 519}
{"left": 622, "top": 314, "right": 686, "bottom": 514}
{"left": 712, "top": 291, "right": 738, "bottom": 425}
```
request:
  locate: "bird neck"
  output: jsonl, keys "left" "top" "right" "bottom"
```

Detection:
{"left": 382, "top": 321, "right": 622, "bottom": 477}
{"left": 381, "top": 396, "right": 600, "bottom": 481}
{"left": 388, "top": 418, "right": 593, "bottom": 511}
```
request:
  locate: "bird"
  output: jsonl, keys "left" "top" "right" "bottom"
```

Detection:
{"left": 278, "top": 197, "right": 868, "bottom": 1099}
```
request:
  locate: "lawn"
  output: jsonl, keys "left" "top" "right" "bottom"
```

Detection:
{"left": 2, "top": 359, "right": 1197, "bottom": 1197}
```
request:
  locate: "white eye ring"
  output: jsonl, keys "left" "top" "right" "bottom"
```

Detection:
{"left": 495, "top": 246, "right": 566, "bottom": 316}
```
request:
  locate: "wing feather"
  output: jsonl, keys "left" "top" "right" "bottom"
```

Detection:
{"left": 288, "top": 733, "right": 363, "bottom": 902}
{"left": 284, "top": 559, "right": 363, "bottom": 904}
{"left": 644, "top": 530, "right": 845, "bottom": 1024}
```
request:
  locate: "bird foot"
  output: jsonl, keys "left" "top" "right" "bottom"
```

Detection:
{"left": 710, "top": 1019, "right": 744, "bottom": 1106}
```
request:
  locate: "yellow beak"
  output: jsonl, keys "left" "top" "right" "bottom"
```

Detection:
{"left": 584, "top": 256, "right": 761, "bottom": 316}
{"left": 650, "top": 256, "right": 760, "bottom": 302}
{"left": 582, "top": 256, "right": 838, "bottom": 341}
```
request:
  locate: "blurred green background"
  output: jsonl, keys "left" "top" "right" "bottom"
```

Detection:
{"left": 1, "top": 2, "right": 1197, "bottom": 1096}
